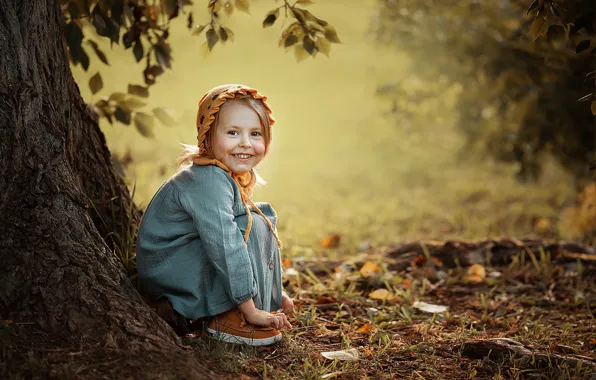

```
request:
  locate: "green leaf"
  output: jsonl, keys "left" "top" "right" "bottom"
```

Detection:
{"left": 162, "top": 0, "right": 179, "bottom": 19}
{"left": 65, "top": 21, "right": 84, "bottom": 49}
{"left": 87, "top": 40, "right": 109, "bottom": 65}
{"left": 122, "top": 96, "right": 147, "bottom": 109}
{"left": 317, "top": 37, "right": 331, "bottom": 57}
{"left": 75, "top": 45, "right": 90, "bottom": 70}
{"left": 187, "top": 11, "right": 193, "bottom": 29}
{"left": 262, "top": 8, "right": 279, "bottom": 28}
{"left": 296, "top": 0, "right": 314, "bottom": 5}
{"left": 91, "top": 4, "right": 119, "bottom": 43}
{"left": 294, "top": 44, "right": 309, "bottom": 63}
{"left": 143, "top": 65, "right": 165, "bottom": 85}
{"left": 206, "top": 28, "right": 219, "bottom": 51}
{"left": 531, "top": 17, "right": 548, "bottom": 40}
{"left": 134, "top": 112, "right": 155, "bottom": 138}
{"left": 122, "top": 31, "right": 133, "bottom": 48}
{"left": 527, "top": 0, "right": 540, "bottom": 15}
{"left": 89, "top": 72, "right": 103, "bottom": 95}
{"left": 324, "top": 25, "right": 341, "bottom": 43}
{"left": 109, "top": 92, "right": 128, "bottom": 102}
{"left": 219, "top": 26, "right": 229, "bottom": 43}
{"left": 224, "top": 27, "right": 235, "bottom": 42}
{"left": 91, "top": 5, "right": 107, "bottom": 35}
{"left": 303, "top": 35, "right": 315, "bottom": 55}
{"left": 111, "top": 0, "right": 124, "bottom": 24}
{"left": 234, "top": 0, "right": 249, "bottom": 14}
{"left": 592, "top": 101, "right": 596, "bottom": 116}
{"left": 192, "top": 24, "right": 206, "bottom": 36}
{"left": 199, "top": 42, "right": 211, "bottom": 59}
{"left": 114, "top": 107, "right": 131, "bottom": 125}
{"left": 128, "top": 84, "right": 149, "bottom": 98}
{"left": 284, "top": 34, "right": 298, "bottom": 48}
{"left": 133, "top": 40, "right": 144, "bottom": 62}
{"left": 153, "top": 107, "right": 177, "bottom": 126}
{"left": 291, "top": 8, "right": 306, "bottom": 23}
{"left": 154, "top": 42, "right": 172, "bottom": 68}
{"left": 94, "top": 100, "right": 113, "bottom": 124}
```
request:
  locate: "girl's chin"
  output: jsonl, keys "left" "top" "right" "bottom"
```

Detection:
{"left": 227, "top": 163, "right": 254, "bottom": 174}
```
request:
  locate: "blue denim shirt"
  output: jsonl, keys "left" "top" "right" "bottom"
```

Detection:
{"left": 136, "top": 164, "right": 282, "bottom": 319}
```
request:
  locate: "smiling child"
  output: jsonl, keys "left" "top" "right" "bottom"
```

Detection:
{"left": 136, "top": 84, "right": 293, "bottom": 346}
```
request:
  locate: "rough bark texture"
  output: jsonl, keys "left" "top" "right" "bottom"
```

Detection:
{"left": 0, "top": 1, "right": 215, "bottom": 378}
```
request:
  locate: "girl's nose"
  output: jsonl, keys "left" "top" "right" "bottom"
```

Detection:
{"left": 239, "top": 135, "right": 251, "bottom": 148}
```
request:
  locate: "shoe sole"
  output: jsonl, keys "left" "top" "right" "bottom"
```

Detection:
{"left": 206, "top": 328, "right": 282, "bottom": 346}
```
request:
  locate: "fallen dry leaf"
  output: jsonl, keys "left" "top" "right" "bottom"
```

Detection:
{"left": 321, "top": 348, "right": 359, "bottom": 361}
{"left": 356, "top": 323, "right": 375, "bottom": 334}
{"left": 431, "top": 256, "right": 444, "bottom": 267}
{"left": 402, "top": 278, "right": 412, "bottom": 288}
{"left": 281, "top": 257, "right": 292, "bottom": 268}
{"left": 412, "top": 301, "right": 448, "bottom": 314}
{"left": 320, "top": 234, "right": 342, "bottom": 248}
{"left": 359, "top": 261, "right": 380, "bottom": 278}
{"left": 463, "top": 263, "right": 486, "bottom": 283}
{"left": 534, "top": 218, "right": 552, "bottom": 235}
{"left": 462, "top": 273, "right": 485, "bottom": 284}
{"left": 411, "top": 254, "right": 426, "bottom": 267}
{"left": 368, "top": 288, "right": 398, "bottom": 303}
{"left": 467, "top": 264, "right": 486, "bottom": 278}
{"left": 315, "top": 296, "right": 337, "bottom": 305}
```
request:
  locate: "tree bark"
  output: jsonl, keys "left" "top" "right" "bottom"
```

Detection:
{"left": 0, "top": 1, "right": 214, "bottom": 377}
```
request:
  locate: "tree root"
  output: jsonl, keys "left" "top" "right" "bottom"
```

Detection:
{"left": 461, "top": 338, "right": 596, "bottom": 372}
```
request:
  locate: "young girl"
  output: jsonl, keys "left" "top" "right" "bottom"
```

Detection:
{"left": 136, "top": 84, "right": 294, "bottom": 346}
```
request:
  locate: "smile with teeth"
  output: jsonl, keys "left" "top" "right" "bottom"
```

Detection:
{"left": 233, "top": 154, "right": 252, "bottom": 159}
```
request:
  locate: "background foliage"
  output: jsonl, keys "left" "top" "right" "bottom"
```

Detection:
{"left": 66, "top": 0, "right": 595, "bottom": 252}
{"left": 372, "top": 0, "right": 596, "bottom": 182}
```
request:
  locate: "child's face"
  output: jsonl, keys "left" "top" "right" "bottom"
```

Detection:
{"left": 212, "top": 100, "right": 266, "bottom": 175}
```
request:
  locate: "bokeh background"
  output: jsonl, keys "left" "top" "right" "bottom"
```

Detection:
{"left": 72, "top": 0, "right": 591, "bottom": 256}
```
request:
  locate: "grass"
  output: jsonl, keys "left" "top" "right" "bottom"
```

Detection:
{"left": 167, "top": 246, "right": 595, "bottom": 379}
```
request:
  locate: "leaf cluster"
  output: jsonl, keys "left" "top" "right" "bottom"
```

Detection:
{"left": 191, "top": 0, "right": 340, "bottom": 62}
{"left": 60, "top": 0, "right": 340, "bottom": 135}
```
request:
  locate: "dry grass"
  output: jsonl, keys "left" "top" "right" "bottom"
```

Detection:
{"left": 179, "top": 247, "right": 596, "bottom": 379}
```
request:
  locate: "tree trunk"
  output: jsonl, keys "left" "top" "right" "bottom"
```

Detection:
{"left": 0, "top": 1, "right": 215, "bottom": 378}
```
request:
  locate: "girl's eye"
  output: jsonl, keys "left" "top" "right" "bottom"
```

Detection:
{"left": 228, "top": 131, "right": 238, "bottom": 136}
{"left": 251, "top": 131, "right": 262, "bottom": 137}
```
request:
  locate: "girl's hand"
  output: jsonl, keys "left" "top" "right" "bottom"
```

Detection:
{"left": 244, "top": 309, "right": 292, "bottom": 330}
{"left": 281, "top": 292, "right": 294, "bottom": 315}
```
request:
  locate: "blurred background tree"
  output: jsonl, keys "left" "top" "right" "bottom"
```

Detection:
{"left": 371, "top": 0, "right": 596, "bottom": 183}
{"left": 65, "top": 0, "right": 595, "bottom": 250}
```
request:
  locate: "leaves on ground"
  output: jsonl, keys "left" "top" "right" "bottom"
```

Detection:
{"left": 182, "top": 238, "right": 596, "bottom": 379}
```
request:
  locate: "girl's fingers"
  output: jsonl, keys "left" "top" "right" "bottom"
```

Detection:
{"left": 266, "top": 312, "right": 292, "bottom": 330}
{"left": 278, "top": 313, "right": 292, "bottom": 329}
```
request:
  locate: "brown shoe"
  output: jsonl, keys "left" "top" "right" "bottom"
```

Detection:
{"left": 206, "top": 308, "right": 282, "bottom": 346}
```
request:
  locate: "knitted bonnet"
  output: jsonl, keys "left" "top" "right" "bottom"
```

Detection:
{"left": 192, "top": 84, "right": 282, "bottom": 249}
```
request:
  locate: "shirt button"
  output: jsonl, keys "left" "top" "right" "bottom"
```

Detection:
{"left": 269, "top": 263, "right": 274, "bottom": 270}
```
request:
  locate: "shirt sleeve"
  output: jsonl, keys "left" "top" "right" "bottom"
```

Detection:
{"left": 179, "top": 169, "right": 256, "bottom": 304}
